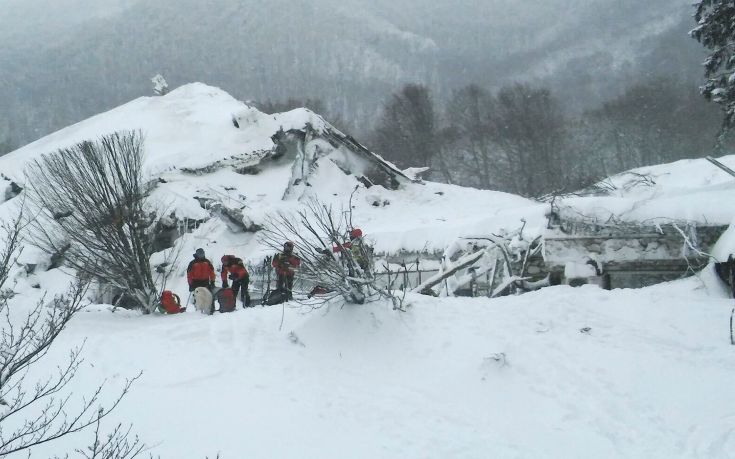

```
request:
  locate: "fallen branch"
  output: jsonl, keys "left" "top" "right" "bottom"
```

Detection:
{"left": 413, "top": 250, "right": 485, "bottom": 295}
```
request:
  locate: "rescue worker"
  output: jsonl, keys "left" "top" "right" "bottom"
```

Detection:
{"left": 272, "top": 241, "right": 301, "bottom": 299}
{"left": 221, "top": 255, "right": 251, "bottom": 307}
{"left": 187, "top": 248, "right": 215, "bottom": 292}
{"left": 333, "top": 228, "right": 370, "bottom": 271}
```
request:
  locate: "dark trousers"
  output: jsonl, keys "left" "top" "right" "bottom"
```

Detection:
{"left": 276, "top": 274, "right": 294, "bottom": 299}
{"left": 231, "top": 278, "right": 251, "bottom": 306}
{"left": 189, "top": 280, "right": 211, "bottom": 291}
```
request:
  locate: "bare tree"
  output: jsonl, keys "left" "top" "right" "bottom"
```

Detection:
{"left": 25, "top": 131, "right": 160, "bottom": 312}
{"left": 588, "top": 77, "right": 728, "bottom": 169}
{"left": 444, "top": 84, "right": 497, "bottom": 189}
{"left": 489, "top": 83, "right": 568, "bottom": 197}
{"left": 71, "top": 420, "right": 149, "bottom": 459}
{"left": 372, "top": 84, "right": 439, "bottom": 171}
{"left": 0, "top": 211, "right": 145, "bottom": 457}
{"left": 260, "top": 196, "right": 399, "bottom": 308}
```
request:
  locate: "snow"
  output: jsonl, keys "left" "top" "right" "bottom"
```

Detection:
{"left": 13, "top": 273, "right": 735, "bottom": 458}
{"left": 712, "top": 217, "right": 735, "bottom": 262}
{"left": 2, "top": 82, "right": 735, "bottom": 457}
{"left": 564, "top": 261, "right": 597, "bottom": 278}
{"left": 564, "top": 156, "right": 735, "bottom": 225}
{"left": 0, "top": 83, "right": 327, "bottom": 183}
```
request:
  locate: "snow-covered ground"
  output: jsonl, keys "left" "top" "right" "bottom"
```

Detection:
{"left": 16, "top": 269, "right": 735, "bottom": 458}
{"left": 2, "top": 83, "right": 735, "bottom": 457}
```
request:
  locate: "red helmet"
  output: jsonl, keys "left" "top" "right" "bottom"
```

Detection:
{"left": 350, "top": 228, "right": 363, "bottom": 239}
{"left": 221, "top": 255, "right": 231, "bottom": 264}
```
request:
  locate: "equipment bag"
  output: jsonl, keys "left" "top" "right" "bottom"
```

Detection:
{"left": 217, "top": 288, "right": 236, "bottom": 313}
{"left": 262, "top": 288, "right": 287, "bottom": 306}
{"left": 160, "top": 290, "right": 184, "bottom": 314}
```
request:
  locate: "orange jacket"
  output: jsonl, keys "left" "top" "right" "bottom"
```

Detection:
{"left": 272, "top": 252, "right": 301, "bottom": 277}
{"left": 222, "top": 256, "right": 249, "bottom": 283}
{"left": 187, "top": 258, "right": 215, "bottom": 285}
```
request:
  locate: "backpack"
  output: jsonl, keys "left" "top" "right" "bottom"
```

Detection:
{"left": 216, "top": 288, "right": 236, "bottom": 313}
{"left": 160, "top": 290, "right": 184, "bottom": 314}
{"left": 262, "top": 288, "right": 287, "bottom": 306}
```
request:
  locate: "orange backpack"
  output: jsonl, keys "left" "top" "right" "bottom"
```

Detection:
{"left": 160, "top": 290, "right": 184, "bottom": 314}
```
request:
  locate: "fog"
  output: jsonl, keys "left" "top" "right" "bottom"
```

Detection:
{"left": 0, "top": 0, "right": 705, "bottom": 159}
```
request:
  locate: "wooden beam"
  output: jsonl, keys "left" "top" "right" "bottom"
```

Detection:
{"left": 706, "top": 156, "right": 735, "bottom": 178}
{"left": 413, "top": 250, "right": 486, "bottom": 295}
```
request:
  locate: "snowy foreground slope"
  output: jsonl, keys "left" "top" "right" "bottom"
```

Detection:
{"left": 20, "top": 272, "right": 735, "bottom": 458}
{"left": 1, "top": 83, "right": 735, "bottom": 457}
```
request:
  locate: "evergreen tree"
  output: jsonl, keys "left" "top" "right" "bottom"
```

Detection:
{"left": 691, "top": 1, "right": 735, "bottom": 129}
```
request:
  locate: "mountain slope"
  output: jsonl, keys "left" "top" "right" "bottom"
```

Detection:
{"left": 0, "top": 0, "right": 701, "bottom": 146}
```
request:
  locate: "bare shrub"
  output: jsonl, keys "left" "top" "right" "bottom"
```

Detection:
{"left": 0, "top": 212, "right": 146, "bottom": 457}
{"left": 25, "top": 131, "right": 159, "bottom": 311}
{"left": 260, "top": 197, "right": 399, "bottom": 308}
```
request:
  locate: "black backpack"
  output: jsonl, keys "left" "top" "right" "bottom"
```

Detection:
{"left": 262, "top": 289, "right": 287, "bottom": 306}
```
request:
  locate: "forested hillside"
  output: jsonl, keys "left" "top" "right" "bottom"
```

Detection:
{"left": 0, "top": 0, "right": 698, "bottom": 149}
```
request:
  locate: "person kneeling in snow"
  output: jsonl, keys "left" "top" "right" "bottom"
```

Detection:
{"left": 221, "top": 255, "right": 251, "bottom": 307}
{"left": 272, "top": 241, "right": 301, "bottom": 300}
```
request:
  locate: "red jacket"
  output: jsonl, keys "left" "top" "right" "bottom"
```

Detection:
{"left": 187, "top": 258, "right": 215, "bottom": 285}
{"left": 272, "top": 252, "right": 301, "bottom": 277}
{"left": 333, "top": 241, "right": 353, "bottom": 252}
{"left": 221, "top": 256, "right": 249, "bottom": 283}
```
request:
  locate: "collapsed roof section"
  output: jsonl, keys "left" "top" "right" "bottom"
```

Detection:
{"left": 269, "top": 121, "right": 414, "bottom": 200}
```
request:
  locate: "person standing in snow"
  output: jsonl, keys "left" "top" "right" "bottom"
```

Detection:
{"left": 187, "top": 248, "right": 215, "bottom": 291}
{"left": 272, "top": 241, "right": 301, "bottom": 300}
{"left": 221, "top": 255, "right": 251, "bottom": 307}
{"left": 333, "top": 228, "right": 371, "bottom": 272}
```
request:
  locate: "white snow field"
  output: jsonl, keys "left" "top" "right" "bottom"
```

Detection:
{"left": 1, "top": 83, "right": 735, "bottom": 457}
{"left": 17, "top": 273, "right": 735, "bottom": 458}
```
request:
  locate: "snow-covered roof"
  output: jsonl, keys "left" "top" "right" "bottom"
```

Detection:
{"left": 1, "top": 83, "right": 344, "bottom": 181}
{"left": 559, "top": 155, "right": 735, "bottom": 225}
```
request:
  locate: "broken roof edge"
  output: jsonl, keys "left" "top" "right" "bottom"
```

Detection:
{"left": 302, "top": 118, "right": 416, "bottom": 185}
